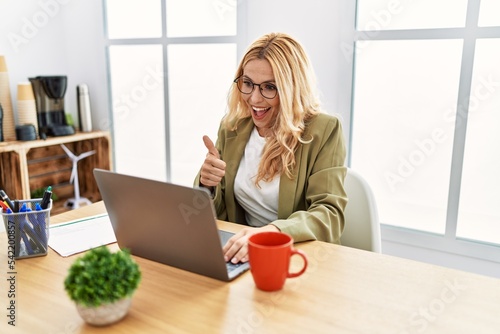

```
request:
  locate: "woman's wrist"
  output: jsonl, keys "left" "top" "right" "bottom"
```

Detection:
{"left": 202, "top": 184, "right": 215, "bottom": 197}
{"left": 262, "top": 224, "right": 280, "bottom": 232}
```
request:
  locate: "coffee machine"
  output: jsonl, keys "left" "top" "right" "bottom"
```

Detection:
{"left": 29, "top": 76, "right": 75, "bottom": 138}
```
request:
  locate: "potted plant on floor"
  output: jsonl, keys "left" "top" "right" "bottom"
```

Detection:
{"left": 64, "top": 246, "right": 141, "bottom": 326}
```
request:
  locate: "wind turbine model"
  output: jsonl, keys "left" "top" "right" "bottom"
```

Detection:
{"left": 60, "top": 144, "right": 96, "bottom": 209}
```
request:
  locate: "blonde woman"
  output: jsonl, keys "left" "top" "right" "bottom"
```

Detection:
{"left": 196, "top": 32, "right": 347, "bottom": 264}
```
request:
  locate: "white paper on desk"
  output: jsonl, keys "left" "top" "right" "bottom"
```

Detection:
{"left": 48, "top": 214, "right": 117, "bottom": 257}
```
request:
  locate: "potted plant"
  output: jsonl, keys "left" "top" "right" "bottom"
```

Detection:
{"left": 64, "top": 246, "right": 141, "bottom": 326}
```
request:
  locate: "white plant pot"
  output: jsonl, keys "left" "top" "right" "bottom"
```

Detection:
{"left": 76, "top": 297, "right": 132, "bottom": 326}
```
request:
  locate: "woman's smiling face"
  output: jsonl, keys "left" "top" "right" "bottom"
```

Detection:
{"left": 241, "top": 59, "right": 280, "bottom": 137}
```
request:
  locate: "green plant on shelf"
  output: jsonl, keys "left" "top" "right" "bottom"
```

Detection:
{"left": 64, "top": 246, "right": 141, "bottom": 308}
{"left": 31, "top": 188, "right": 58, "bottom": 201}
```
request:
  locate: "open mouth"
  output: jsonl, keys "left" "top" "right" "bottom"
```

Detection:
{"left": 252, "top": 106, "right": 270, "bottom": 118}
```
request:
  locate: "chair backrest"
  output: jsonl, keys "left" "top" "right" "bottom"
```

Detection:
{"left": 340, "top": 168, "right": 382, "bottom": 253}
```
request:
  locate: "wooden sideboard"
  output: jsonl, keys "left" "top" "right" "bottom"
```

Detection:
{"left": 0, "top": 131, "right": 112, "bottom": 214}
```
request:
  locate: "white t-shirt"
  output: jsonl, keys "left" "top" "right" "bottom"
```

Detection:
{"left": 234, "top": 128, "right": 279, "bottom": 227}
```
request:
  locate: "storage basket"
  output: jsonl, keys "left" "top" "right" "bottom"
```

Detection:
{"left": 1, "top": 199, "right": 51, "bottom": 259}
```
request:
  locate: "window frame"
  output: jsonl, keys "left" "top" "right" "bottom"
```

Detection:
{"left": 350, "top": 0, "right": 500, "bottom": 264}
{"left": 102, "top": 0, "right": 246, "bottom": 181}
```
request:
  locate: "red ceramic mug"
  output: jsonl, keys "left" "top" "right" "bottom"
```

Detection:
{"left": 248, "top": 232, "right": 308, "bottom": 291}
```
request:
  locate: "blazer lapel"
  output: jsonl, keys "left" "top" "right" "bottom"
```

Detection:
{"left": 278, "top": 142, "right": 302, "bottom": 219}
{"left": 224, "top": 118, "right": 254, "bottom": 217}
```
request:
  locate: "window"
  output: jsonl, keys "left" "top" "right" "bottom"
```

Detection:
{"left": 108, "top": 44, "right": 166, "bottom": 179}
{"left": 356, "top": 0, "right": 468, "bottom": 30}
{"left": 351, "top": 0, "right": 500, "bottom": 256}
{"left": 352, "top": 39, "right": 462, "bottom": 235}
{"left": 456, "top": 38, "right": 500, "bottom": 244}
{"left": 104, "top": 0, "right": 239, "bottom": 185}
{"left": 167, "top": 43, "right": 236, "bottom": 183}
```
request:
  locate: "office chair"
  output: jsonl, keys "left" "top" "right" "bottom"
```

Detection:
{"left": 340, "top": 168, "right": 382, "bottom": 253}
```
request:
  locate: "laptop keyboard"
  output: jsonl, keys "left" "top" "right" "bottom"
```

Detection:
{"left": 219, "top": 230, "right": 249, "bottom": 274}
{"left": 226, "top": 261, "right": 245, "bottom": 273}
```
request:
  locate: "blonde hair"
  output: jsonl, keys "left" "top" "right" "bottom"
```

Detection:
{"left": 224, "top": 32, "right": 322, "bottom": 184}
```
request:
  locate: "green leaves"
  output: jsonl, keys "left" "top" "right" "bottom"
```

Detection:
{"left": 64, "top": 246, "right": 141, "bottom": 307}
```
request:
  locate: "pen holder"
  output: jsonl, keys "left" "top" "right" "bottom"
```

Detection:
{"left": 1, "top": 199, "right": 52, "bottom": 259}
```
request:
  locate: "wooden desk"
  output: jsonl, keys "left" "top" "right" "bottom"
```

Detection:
{"left": 1, "top": 202, "right": 499, "bottom": 333}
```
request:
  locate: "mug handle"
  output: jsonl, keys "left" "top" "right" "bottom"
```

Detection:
{"left": 287, "top": 248, "right": 308, "bottom": 278}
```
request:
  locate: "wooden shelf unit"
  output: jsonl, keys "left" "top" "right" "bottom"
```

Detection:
{"left": 0, "top": 131, "right": 112, "bottom": 214}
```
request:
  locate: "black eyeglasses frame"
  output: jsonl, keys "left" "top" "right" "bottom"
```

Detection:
{"left": 233, "top": 76, "right": 278, "bottom": 99}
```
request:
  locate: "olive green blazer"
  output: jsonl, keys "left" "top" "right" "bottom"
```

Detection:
{"left": 195, "top": 113, "right": 347, "bottom": 244}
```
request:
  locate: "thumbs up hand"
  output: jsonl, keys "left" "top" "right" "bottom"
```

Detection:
{"left": 200, "top": 136, "right": 226, "bottom": 187}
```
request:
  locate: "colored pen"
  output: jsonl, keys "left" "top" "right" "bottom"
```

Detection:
{"left": 19, "top": 216, "right": 34, "bottom": 255}
{"left": 20, "top": 203, "right": 45, "bottom": 254}
{"left": 34, "top": 203, "right": 47, "bottom": 244}
{"left": 0, "top": 201, "right": 10, "bottom": 211}
{"left": 0, "top": 190, "right": 15, "bottom": 211}
{"left": 40, "top": 186, "right": 52, "bottom": 209}
{"left": 16, "top": 205, "right": 33, "bottom": 254}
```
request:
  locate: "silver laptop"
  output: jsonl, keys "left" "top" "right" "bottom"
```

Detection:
{"left": 93, "top": 169, "right": 249, "bottom": 281}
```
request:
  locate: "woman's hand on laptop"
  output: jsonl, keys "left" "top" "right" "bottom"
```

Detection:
{"left": 223, "top": 224, "right": 280, "bottom": 264}
{"left": 200, "top": 136, "right": 225, "bottom": 188}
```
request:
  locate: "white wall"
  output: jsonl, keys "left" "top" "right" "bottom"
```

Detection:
{"left": 0, "top": 0, "right": 109, "bottom": 132}
{"left": 382, "top": 237, "right": 500, "bottom": 278}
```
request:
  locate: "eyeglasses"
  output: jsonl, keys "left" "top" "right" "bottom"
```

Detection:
{"left": 233, "top": 76, "right": 278, "bottom": 99}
